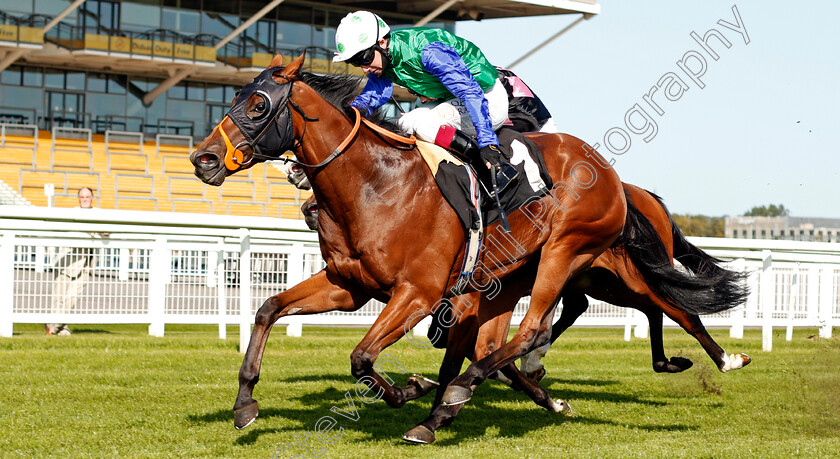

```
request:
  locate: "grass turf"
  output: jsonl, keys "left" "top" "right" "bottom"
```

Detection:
{"left": 2, "top": 324, "right": 839, "bottom": 458}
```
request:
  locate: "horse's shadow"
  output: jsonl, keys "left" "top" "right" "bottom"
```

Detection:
{"left": 189, "top": 375, "right": 698, "bottom": 445}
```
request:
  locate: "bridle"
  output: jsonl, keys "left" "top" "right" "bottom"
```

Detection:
{"left": 217, "top": 70, "right": 417, "bottom": 173}
{"left": 214, "top": 69, "right": 297, "bottom": 172}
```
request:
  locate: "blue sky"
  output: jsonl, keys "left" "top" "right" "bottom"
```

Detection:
{"left": 457, "top": 1, "right": 839, "bottom": 218}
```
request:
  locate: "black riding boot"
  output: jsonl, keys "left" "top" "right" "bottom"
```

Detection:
{"left": 434, "top": 126, "right": 518, "bottom": 201}
{"left": 434, "top": 125, "right": 495, "bottom": 189}
{"left": 434, "top": 125, "right": 479, "bottom": 162}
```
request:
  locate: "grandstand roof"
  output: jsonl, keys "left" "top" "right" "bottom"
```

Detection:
{"left": 5, "top": 0, "right": 599, "bottom": 86}
{"left": 272, "top": 0, "right": 601, "bottom": 21}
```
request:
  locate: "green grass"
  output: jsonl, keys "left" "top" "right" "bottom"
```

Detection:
{"left": 2, "top": 324, "right": 839, "bottom": 458}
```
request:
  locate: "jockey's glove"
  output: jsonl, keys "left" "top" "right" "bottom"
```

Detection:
{"left": 479, "top": 144, "right": 502, "bottom": 169}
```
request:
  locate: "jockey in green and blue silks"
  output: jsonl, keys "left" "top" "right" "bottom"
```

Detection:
{"left": 333, "top": 11, "right": 507, "bottom": 170}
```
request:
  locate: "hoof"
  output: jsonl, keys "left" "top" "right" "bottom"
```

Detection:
{"left": 654, "top": 356, "right": 693, "bottom": 373}
{"left": 491, "top": 371, "right": 515, "bottom": 388}
{"left": 549, "top": 399, "right": 573, "bottom": 417}
{"left": 739, "top": 353, "right": 751, "bottom": 367}
{"left": 234, "top": 400, "right": 259, "bottom": 430}
{"left": 669, "top": 356, "right": 693, "bottom": 371}
{"left": 407, "top": 374, "right": 439, "bottom": 393}
{"left": 402, "top": 425, "right": 435, "bottom": 444}
{"left": 721, "top": 353, "right": 752, "bottom": 372}
{"left": 441, "top": 385, "right": 472, "bottom": 406}
{"left": 526, "top": 367, "right": 546, "bottom": 382}
{"left": 655, "top": 356, "right": 694, "bottom": 373}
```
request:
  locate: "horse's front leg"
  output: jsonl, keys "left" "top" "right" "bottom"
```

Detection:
{"left": 348, "top": 285, "right": 442, "bottom": 409}
{"left": 519, "top": 289, "right": 590, "bottom": 381}
{"left": 645, "top": 309, "right": 692, "bottom": 373}
{"left": 234, "top": 269, "right": 368, "bottom": 429}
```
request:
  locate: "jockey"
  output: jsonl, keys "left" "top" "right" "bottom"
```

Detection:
{"left": 333, "top": 11, "right": 506, "bottom": 171}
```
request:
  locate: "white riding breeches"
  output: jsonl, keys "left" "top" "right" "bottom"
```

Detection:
{"left": 397, "top": 78, "right": 509, "bottom": 143}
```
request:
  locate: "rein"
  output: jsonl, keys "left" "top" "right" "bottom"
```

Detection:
{"left": 284, "top": 105, "right": 417, "bottom": 170}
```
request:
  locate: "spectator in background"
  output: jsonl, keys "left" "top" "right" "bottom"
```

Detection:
{"left": 46, "top": 187, "right": 103, "bottom": 335}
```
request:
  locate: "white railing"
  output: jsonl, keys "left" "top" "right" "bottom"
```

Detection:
{"left": 1, "top": 206, "right": 838, "bottom": 353}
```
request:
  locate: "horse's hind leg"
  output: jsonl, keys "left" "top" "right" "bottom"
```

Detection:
{"left": 619, "top": 273, "right": 748, "bottom": 373}
{"left": 660, "top": 305, "right": 751, "bottom": 372}
{"left": 234, "top": 270, "right": 368, "bottom": 429}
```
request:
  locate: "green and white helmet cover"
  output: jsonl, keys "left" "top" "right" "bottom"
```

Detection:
{"left": 333, "top": 11, "right": 390, "bottom": 62}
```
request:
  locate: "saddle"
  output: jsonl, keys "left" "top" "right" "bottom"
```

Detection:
{"left": 481, "top": 128, "right": 553, "bottom": 226}
{"left": 417, "top": 127, "right": 553, "bottom": 230}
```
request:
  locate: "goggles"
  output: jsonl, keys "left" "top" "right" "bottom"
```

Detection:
{"left": 346, "top": 47, "right": 376, "bottom": 67}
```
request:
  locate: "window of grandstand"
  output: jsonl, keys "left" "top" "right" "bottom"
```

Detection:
{"left": 81, "top": 0, "right": 120, "bottom": 32}
{"left": 162, "top": 8, "right": 200, "bottom": 35}
{"left": 120, "top": 2, "right": 160, "bottom": 32}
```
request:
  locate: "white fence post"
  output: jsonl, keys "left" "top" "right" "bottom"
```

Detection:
{"left": 118, "top": 248, "right": 130, "bottom": 281}
{"left": 786, "top": 264, "right": 799, "bottom": 341}
{"left": 285, "top": 242, "right": 305, "bottom": 337}
{"left": 0, "top": 232, "right": 14, "bottom": 337}
{"left": 729, "top": 258, "right": 746, "bottom": 339}
{"left": 761, "top": 250, "right": 774, "bottom": 352}
{"left": 239, "top": 229, "right": 252, "bottom": 353}
{"left": 819, "top": 265, "right": 834, "bottom": 339}
{"left": 634, "top": 309, "right": 648, "bottom": 339}
{"left": 147, "top": 236, "right": 168, "bottom": 337}
{"left": 216, "top": 240, "right": 227, "bottom": 340}
{"left": 807, "top": 265, "right": 821, "bottom": 324}
{"left": 35, "top": 245, "right": 46, "bottom": 273}
{"left": 623, "top": 308, "right": 632, "bottom": 341}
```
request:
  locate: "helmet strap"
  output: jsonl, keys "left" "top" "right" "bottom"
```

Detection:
{"left": 375, "top": 39, "right": 392, "bottom": 74}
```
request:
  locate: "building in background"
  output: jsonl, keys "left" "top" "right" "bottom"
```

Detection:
{"left": 726, "top": 216, "right": 840, "bottom": 243}
{"left": 0, "top": 1, "right": 447, "bottom": 139}
{"left": 0, "top": 0, "right": 599, "bottom": 212}
{"left": 0, "top": 0, "right": 599, "bottom": 141}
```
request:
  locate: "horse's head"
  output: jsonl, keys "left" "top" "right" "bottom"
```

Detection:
{"left": 190, "top": 53, "right": 305, "bottom": 185}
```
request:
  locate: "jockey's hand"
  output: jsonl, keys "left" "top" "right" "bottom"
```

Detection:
{"left": 479, "top": 144, "right": 502, "bottom": 169}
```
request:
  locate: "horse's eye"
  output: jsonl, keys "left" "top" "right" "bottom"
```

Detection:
{"left": 249, "top": 96, "right": 269, "bottom": 120}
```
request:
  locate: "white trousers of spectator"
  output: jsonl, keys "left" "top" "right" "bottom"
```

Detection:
{"left": 47, "top": 257, "right": 91, "bottom": 334}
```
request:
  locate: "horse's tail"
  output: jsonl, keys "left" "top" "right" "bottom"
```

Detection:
{"left": 614, "top": 190, "right": 748, "bottom": 315}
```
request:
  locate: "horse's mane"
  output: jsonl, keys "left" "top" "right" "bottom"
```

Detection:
{"left": 297, "top": 71, "right": 407, "bottom": 135}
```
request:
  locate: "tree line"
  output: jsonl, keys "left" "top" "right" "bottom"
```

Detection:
{"left": 672, "top": 204, "right": 789, "bottom": 237}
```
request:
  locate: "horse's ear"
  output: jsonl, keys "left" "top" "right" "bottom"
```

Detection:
{"left": 279, "top": 52, "right": 305, "bottom": 78}
{"left": 268, "top": 53, "right": 284, "bottom": 68}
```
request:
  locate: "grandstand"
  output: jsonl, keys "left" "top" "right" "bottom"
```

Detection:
{"left": 0, "top": 123, "right": 309, "bottom": 218}
{"left": 0, "top": 0, "right": 599, "bottom": 216}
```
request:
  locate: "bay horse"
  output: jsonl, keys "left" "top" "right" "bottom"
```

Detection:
{"left": 188, "top": 54, "right": 741, "bottom": 441}
{"left": 190, "top": 53, "right": 627, "bottom": 434}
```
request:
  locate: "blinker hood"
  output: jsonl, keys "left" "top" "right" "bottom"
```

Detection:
{"left": 226, "top": 67, "right": 295, "bottom": 158}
